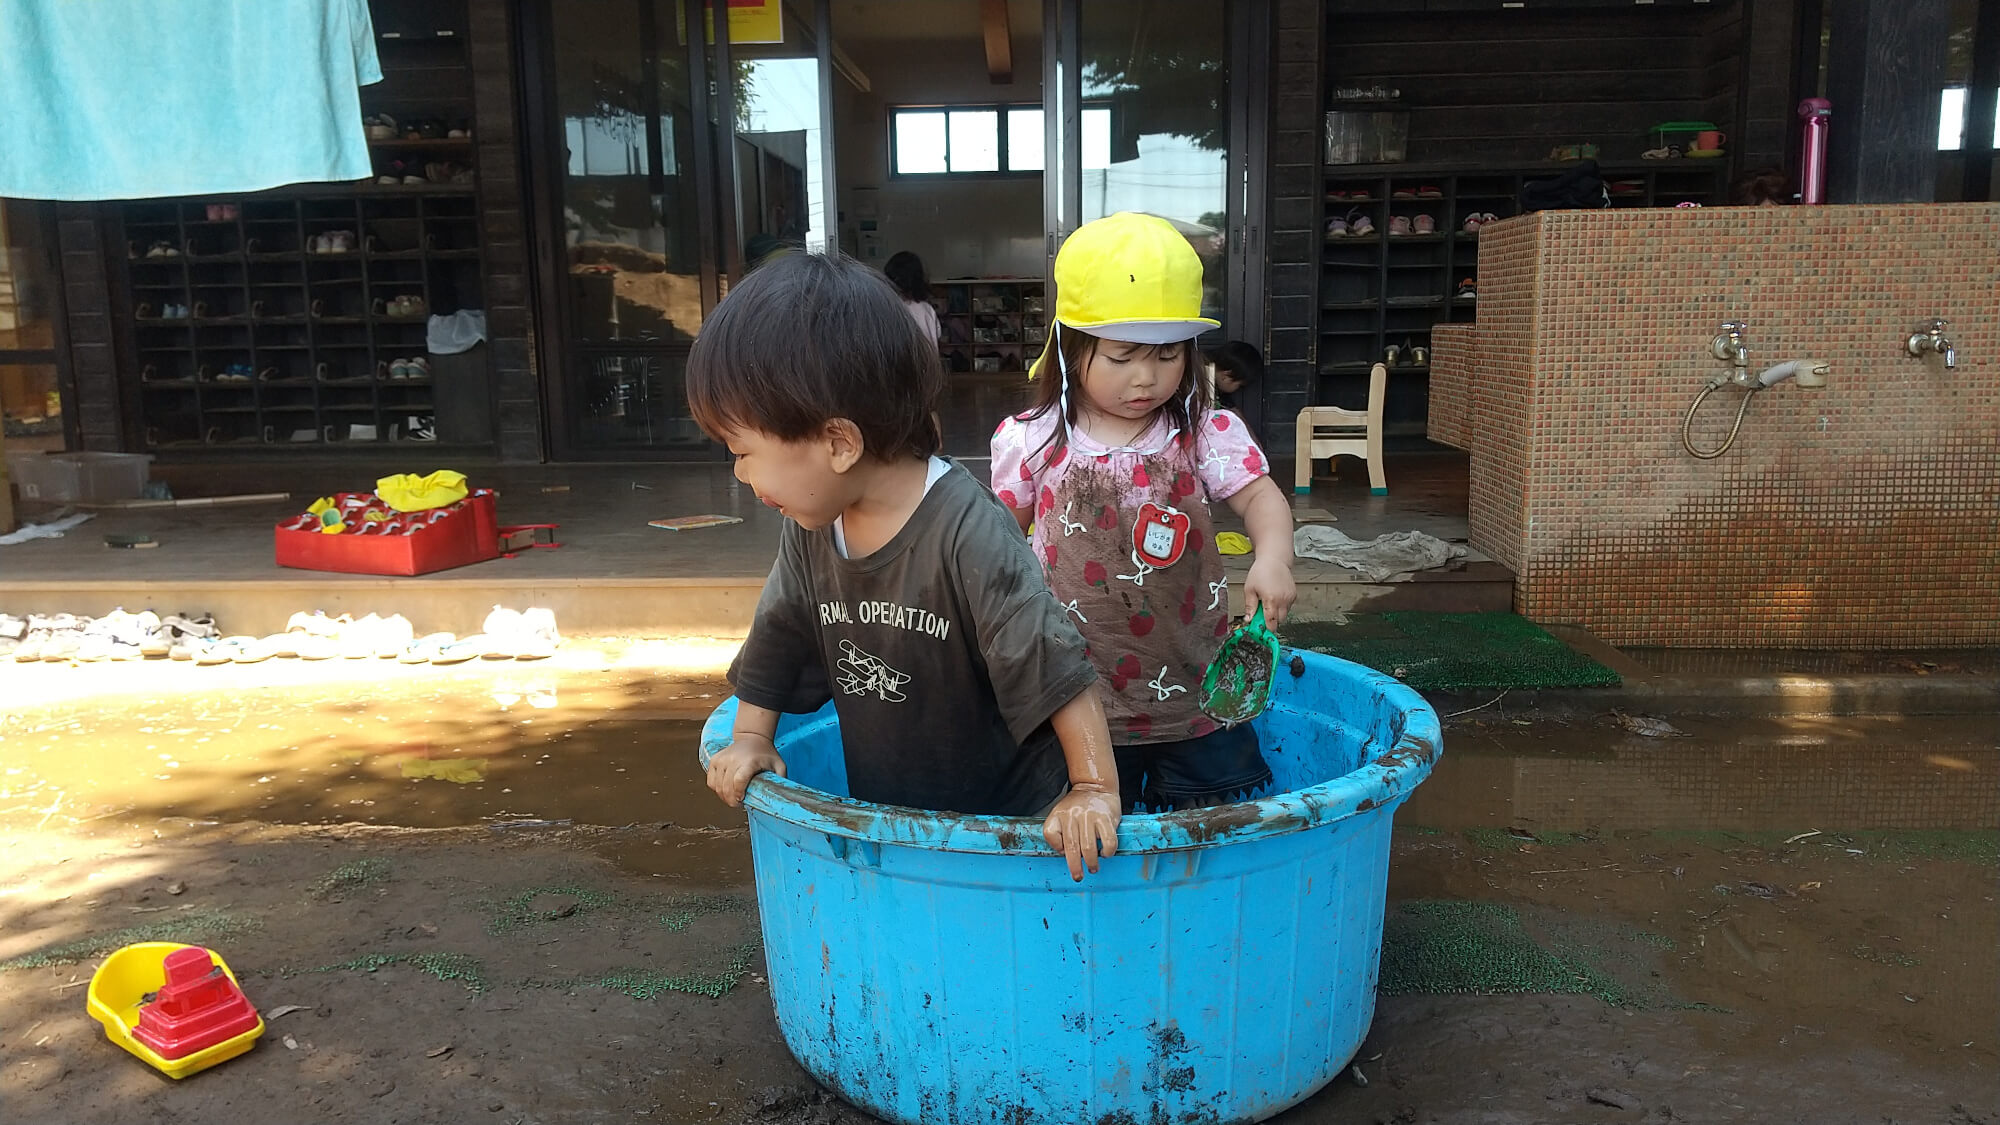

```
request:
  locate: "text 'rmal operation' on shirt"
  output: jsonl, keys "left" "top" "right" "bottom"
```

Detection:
{"left": 818, "top": 600, "right": 953, "bottom": 641}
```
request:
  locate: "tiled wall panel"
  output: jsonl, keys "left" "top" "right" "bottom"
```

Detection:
{"left": 1427, "top": 323, "right": 1474, "bottom": 450}
{"left": 1444, "top": 205, "right": 2000, "bottom": 646}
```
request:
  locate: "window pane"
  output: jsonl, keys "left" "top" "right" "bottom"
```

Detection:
{"left": 895, "top": 111, "right": 948, "bottom": 174}
{"left": 1079, "top": 0, "right": 1228, "bottom": 330}
{"left": 737, "top": 56, "right": 828, "bottom": 253}
{"left": 1081, "top": 106, "right": 1112, "bottom": 170}
{"left": 1940, "top": 88, "right": 1966, "bottom": 150}
{"left": 1007, "top": 108, "right": 1042, "bottom": 171}
{"left": 947, "top": 110, "right": 999, "bottom": 172}
{"left": 551, "top": 0, "right": 703, "bottom": 346}
{"left": 0, "top": 361, "right": 63, "bottom": 451}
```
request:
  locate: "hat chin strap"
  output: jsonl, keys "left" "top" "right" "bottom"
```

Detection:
{"left": 1053, "top": 321, "right": 1195, "bottom": 457}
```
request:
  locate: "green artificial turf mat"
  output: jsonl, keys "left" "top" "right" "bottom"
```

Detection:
{"left": 1379, "top": 900, "right": 1680, "bottom": 1009}
{"left": 1283, "top": 612, "right": 1620, "bottom": 691}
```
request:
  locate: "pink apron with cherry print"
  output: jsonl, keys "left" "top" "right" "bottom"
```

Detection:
{"left": 1029, "top": 440, "right": 1232, "bottom": 746}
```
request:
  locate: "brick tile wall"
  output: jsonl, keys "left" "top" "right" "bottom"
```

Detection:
{"left": 1427, "top": 323, "right": 1474, "bottom": 450}
{"left": 1439, "top": 204, "right": 2000, "bottom": 646}
{"left": 1461, "top": 215, "right": 1540, "bottom": 577}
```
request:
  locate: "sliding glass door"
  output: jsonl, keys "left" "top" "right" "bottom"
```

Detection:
{"left": 0, "top": 200, "right": 70, "bottom": 452}
{"left": 526, "top": 0, "right": 835, "bottom": 459}
{"left": 1042, "top": 0, "right": 1260, "bottom": 363}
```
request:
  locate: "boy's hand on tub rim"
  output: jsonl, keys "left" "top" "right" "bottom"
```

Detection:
{"left": 1044, "top": 788, "right": 1121, "bottom": 881}
{"left": 1046, "top": 689, "right": 1120, "bottom": 880}
{"left": 707, "top": 732, "right": 787, "bottom": 808}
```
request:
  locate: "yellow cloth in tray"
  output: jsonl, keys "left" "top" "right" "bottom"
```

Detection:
{"left": 376, "top": 470, "right": 469, "bottom": 513}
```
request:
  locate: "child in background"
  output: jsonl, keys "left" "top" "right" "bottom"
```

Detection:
{"left": 991, "top": 212, "right": 1297, "bottom": 812}
{"left": 883, "top": 250, "right": 940, "bottom": 345}
{"left": 1204, "top": 339, "right": 1263, "bottom": 412}
{"left": 692, "top": 251, "right": 1121, "bottom": 881}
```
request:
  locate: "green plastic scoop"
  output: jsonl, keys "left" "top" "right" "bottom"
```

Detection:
{"left": 1200, "top": 604, "right": 1281, "bottom": 727}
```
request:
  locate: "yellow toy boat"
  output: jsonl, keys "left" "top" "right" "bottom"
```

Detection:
{"left": 87, "top": 943, "right": 265, "bottom": 1079}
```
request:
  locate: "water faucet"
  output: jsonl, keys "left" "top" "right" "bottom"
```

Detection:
{"left": 1710, "top": 320, "right": 1752, "bottom": 383}
{"left": 1906, "top": 318, "right": 1956, "bottom": 368}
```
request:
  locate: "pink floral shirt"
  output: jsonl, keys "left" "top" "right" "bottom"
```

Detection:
{"left": 990, "top": 408, "right": 1267, "bottom": 516}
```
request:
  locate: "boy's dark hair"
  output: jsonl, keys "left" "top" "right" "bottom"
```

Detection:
{"left": 687, "top": 251, "right": 943, "bottom": 459}
{"left": 882, "top": 250, "right": 929, "bottom": 303}
{"left": 1204, "top": 340, "right": 1264, "bottom": 387}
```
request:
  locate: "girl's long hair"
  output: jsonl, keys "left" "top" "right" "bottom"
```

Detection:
{"left": 882, "top": 251, "right": 929, "bottom": 303}
{"left": 1024, "top": 325, "right": 1212, "bottom": 461}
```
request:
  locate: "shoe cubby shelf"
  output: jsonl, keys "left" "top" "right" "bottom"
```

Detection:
{"left": 932, "top": 278, "right": 1047, "bottom": 377}
{"left": 1316, "top": 163, "right": 1724, "bottom": 397}
{"left": 122, "top": 193, "right": 480, "bottom": 449}
{"left": 124, "top": 0, "right": 479, "bottom": 450}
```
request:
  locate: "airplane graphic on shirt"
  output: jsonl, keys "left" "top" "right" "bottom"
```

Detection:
{"left": 836, "top": 639, "right": 910, "bottom": 703}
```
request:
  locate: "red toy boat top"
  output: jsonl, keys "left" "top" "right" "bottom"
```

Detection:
{"left": 130, "top": 947, "right": 262, "bottom": 1060}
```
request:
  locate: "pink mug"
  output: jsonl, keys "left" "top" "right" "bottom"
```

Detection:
{"left": 1696, "top": 130, "right": 1727, "bottom": 151}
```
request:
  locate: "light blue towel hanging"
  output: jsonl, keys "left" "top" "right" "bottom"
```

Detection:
{"left": 0, "top": 1, "right": 382, "bottom": 200}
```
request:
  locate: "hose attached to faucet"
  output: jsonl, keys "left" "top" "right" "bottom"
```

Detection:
{"left": 1681, "top": 379, "right": 1758, "bottom": 459}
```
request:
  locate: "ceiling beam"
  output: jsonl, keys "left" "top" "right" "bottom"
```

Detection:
{"left": 980, "top": 0, "right": 1013, "bottom": 85}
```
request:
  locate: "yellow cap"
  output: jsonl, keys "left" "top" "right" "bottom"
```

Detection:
{"left": 1029, "top": 212, "right": 1219, "bottom": 380}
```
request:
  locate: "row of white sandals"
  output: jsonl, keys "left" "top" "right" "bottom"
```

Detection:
{"left": 1, "top": 606, "right": 559, "bottom": 665}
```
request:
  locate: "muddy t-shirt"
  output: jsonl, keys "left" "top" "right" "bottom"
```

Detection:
{"left": 728, "top": 462, "right": 1097, "bottom": 816}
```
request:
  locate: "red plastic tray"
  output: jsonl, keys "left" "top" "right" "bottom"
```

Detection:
{"left": 274, "top": 491, "right": 500, "bottom": 576}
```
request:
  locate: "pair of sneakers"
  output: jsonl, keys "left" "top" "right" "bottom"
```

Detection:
{"left": 310, "top": 231, "right": 356, "bottom": 254}
{"left": 384, "top": 295, "right": 428, "bottom": 319}
{"left": 387, "top": 356, "right": 432, "bottom": 380}
{"left": 280, "top": 611, "right": 416, "bottom": 660}
{"left": 1325, "top": 210, "right": 1376, "bottom": 238}
{"left": 406, "top": 613, "right": 554, "bottom": 665}
{"left": 73, "top": 609, "right": 163, "bottom": 661}
{"left": 460, "top": 600, "right": 564, "bottom": 660}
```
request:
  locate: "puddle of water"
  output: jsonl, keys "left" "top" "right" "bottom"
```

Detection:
{"left": 1390, "top": 712, "right": 1998, "bottom": 1075}
{"left": 0, "top": 669, "right": 742, "bottom": 834}
{"left": 4, "top": 678, "right": 1992, "bottom": 1074}
{"left": 1407, "top": 712, "right": 1998, "bottom": 833}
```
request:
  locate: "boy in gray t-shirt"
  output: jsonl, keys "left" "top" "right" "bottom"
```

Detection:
{"left": 689, "top": 251, "right": 1121, "bottom": 881}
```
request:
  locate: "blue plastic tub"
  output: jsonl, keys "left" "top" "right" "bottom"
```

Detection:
{"left": 698, "top": 649, "right": 1440, "bottom": 1125}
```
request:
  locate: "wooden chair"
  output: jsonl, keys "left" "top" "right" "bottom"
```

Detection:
{"left": 1293, "top": 362, "right": 1387, "bottom": 495}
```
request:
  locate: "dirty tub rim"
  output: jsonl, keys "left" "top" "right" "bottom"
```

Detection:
{"left": 697, "top": 648, "right": 1441, "bottom": 857}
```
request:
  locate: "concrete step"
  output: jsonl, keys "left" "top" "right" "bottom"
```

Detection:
{"left": 0, "top": 560, "right": 1514, "bottom": 639}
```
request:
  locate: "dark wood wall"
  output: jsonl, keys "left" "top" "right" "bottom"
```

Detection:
{"left": 468, "top": 0, "right": 540, "bottom": 462}
{"left": 1254, "top": 0, "right": 1807, "bottom": 447}
{"left": 54, "top": 206, "right": 123, "bottom": 451}
{"left": 1324, "top": 8, "right": 1755, "bottom": 166}
{"left": 1261, "top": 0, "right": 1326, "bottom": 451}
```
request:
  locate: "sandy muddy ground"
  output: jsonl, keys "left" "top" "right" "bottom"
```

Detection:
{"left": 1, "top": 664, "right": 1994, "bottom": 1124}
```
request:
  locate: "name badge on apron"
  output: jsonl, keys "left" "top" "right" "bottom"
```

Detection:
{"left": 1133, "top": 502, "right": 1191, "bottom": 568}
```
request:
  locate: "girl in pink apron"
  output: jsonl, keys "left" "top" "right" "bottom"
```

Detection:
{"left": 992, "top": 213, "right": 1297, "bottom": 810}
